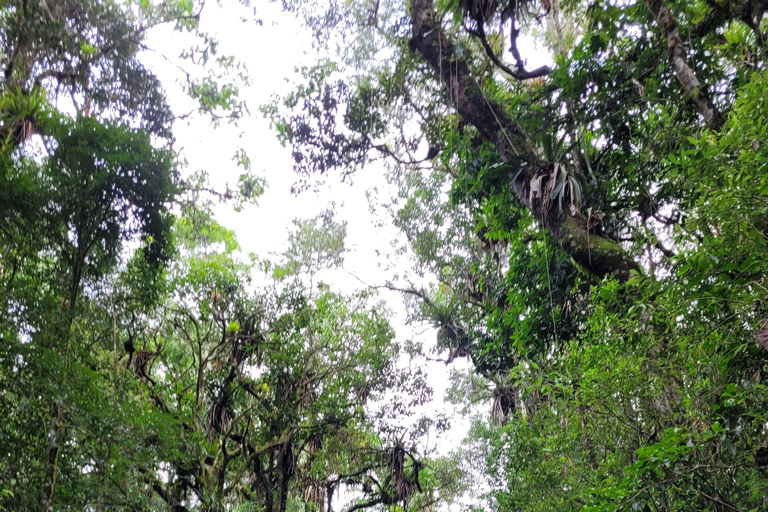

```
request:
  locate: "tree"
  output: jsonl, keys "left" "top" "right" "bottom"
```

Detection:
{"left": 119, "top": 206, "right": 432, "bottom": 512}
{"left": 0, "top": 1, "right": 249, "bottom": 510}
{"left": 6, "top": 0, "right": 768, "bottom": 509}
{"left": 272, "top": 0, "right": 768, "bottom": 509}
{"left": 1, "top": 2, "right": 463, "bottom": 511}
{"left": 0, "top": 107, "right": 177, "bottom": 512}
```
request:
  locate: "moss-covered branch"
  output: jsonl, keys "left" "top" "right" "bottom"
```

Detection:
{"left": 408, "top": 0, "right": 639, "bottom": 279}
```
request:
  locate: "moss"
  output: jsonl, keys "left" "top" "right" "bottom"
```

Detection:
{"left": 556, "top": 215, "right": 639, "bottom": 279}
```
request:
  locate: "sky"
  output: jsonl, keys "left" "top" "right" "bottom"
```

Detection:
{"left": 140, "top": 0, "right": 474, "bottom": 461}
{"left": 143, "top": 2, "right": 405, "bottom": 290}
{"left": 139, "top": 2, "right": 548, "bottom": 506}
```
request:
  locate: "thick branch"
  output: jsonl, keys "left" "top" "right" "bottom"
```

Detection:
{"left": 137, "top": 468, "right": 192, "bottom": 512}
{"left": 409, "top": 5, "right": 535, "bottom": 157}
{"left": 643, "top": 0, "right": 724, "bottom": 130}
{"left": 408, "top": 0, "right": 639, "bottom": 279}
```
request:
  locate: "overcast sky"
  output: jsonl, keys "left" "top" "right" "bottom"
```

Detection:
{"left": 140, "top": 10, "right": 552, "bottom": 509}
{"left": 140, "top": 0, "right": 478, "bottom": 469}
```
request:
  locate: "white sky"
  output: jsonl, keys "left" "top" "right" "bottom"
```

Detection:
{"left": 140, "top": 2, "right": 548, "bottom": 507}
{"left": 141, "top": 0, "right": 472, "bottom": 461}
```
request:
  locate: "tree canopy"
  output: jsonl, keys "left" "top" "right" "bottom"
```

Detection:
{"left": 3, "top": 0, "right": 768, "bottom": 511}
{"left": 270, "top": 0, "right": 768, "bottom": 510}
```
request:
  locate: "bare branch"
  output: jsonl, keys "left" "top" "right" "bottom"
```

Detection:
{"left": 468, "top": 20, "right": 551, "bottom": 80}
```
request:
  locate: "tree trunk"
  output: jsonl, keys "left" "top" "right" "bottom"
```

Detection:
{"left": 642, "top": 0, "right": 724, "bottom": 130}
{"left": 39, "top": 404, "right": 63, "bottom": 512}
{"left": 408, "top": 0, "right": 639, "bottom": 279}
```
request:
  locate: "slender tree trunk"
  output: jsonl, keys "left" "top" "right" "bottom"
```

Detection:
{"left": 643, "top": 0, "right": 724, "bottom": 130}
{"left": 39, "top": 404, "right": 63, "bottom": 512}
{"left": 39, "top": 264, "right": 82, "bottom": 512}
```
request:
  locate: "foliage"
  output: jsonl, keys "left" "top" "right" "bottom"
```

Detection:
{"left": 272, "top": 0, "right": 768, "bottom": 510}
{"left": 7, "top": 0, "right": 768, "bottom": 511}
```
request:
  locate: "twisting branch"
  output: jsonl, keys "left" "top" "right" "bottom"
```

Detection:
{"left": 468, "top": 19, "right": 552, "bottom": 80}
{"left": 369, "top": 140, "right": 433, "bottom": 166}
{"left": 380, "top": 283, "right": 437, "bottom": 310}
{"left": 344, "top": 496, "right": 386, "bottom": 512}
{"left": 654, "top": 242, "right": 675, "bottom": 259}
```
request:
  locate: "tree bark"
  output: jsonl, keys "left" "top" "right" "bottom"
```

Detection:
{"left": 643, "top": 0, "right": 724, "bottom": 130}
{"left": 408, "top": 0, "right": 639, "bottom": 279}
{"left": 39, "top": 404, "right": 63, "bottom": 512}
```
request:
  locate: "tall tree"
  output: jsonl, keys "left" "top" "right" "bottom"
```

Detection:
{"left": 0, "top": 1, "right": 247, "bottom": 510}
{"left": 117, "top": 206, "right": 437, "bottom": 512}
{"left": 272, "top": 0, "right": 768, "bottom": 510}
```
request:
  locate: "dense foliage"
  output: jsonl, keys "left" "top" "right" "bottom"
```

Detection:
{"left": 269, "top": 0, "right": 768, "bottom": 510}
{"left": 4, "top": 0, "right": 768, "bottom": 511}
{"left": 0, "top": 1, "right": 441, "bottom": 511}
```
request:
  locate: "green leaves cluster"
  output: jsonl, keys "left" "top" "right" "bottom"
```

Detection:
{"left": 268, "top": 0, "right": 768, "bottom": 511}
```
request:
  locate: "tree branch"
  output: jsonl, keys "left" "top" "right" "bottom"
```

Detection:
{"left": 468, "top": 21, "right": 551, "bottom": 80}
{"left": 344, "top": 497, "right": 384, "bottom": 512}
{"left": 643, "top": 0, "right": 724, "bottom": 130}
{"left": 408, "top": 0, "right": 639, "bottom": 279}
